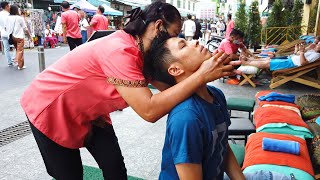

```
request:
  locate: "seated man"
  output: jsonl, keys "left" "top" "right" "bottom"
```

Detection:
{"left": 44, "top": 24, "right": 58, "bottom": 48}
{"left": 146, "top": 36, "right": 244, "bottom": 179}
{"left": 304, "top": 35, "right": 320, "bottom": 51}
{"left": 240, "top": 43, "right": 320, "bottom": 71}
{"left": 218, "top": 29, "right": 255, "bottom": 60}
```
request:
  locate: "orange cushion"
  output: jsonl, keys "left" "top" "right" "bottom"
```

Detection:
{"left": 242, "top": 132, "right": 314, "bottom": 176}
{"left": 254, "top": 106, "right": 308, "bottom": 129}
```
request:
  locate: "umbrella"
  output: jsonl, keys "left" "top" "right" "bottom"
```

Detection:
{"left": 101, "top": 4, "right": 123, "bottom": 16}
{"left": 70, "top": 0, "right": 97, "bottom": 13}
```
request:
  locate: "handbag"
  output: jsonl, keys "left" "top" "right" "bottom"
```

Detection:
{"left": 8, "top": 17, "right": 17, "bottom": 45}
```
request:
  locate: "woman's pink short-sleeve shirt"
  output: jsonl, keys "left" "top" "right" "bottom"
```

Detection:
{"left": 20, "top": 30, "right": 146, "bottom": 149}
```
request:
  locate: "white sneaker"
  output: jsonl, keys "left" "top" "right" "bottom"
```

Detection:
{"left": 17, "top": 66, "right": 27, "bottom": 70}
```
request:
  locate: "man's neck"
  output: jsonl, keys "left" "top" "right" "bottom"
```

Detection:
{"left": 195, "top": 85, "right": 213, "bottom": 103}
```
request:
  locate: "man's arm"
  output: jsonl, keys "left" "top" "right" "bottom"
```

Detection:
{"left": 299, "top": 44, "right": 309, "bottom": 66}
{"left": 62, "top": 23, "right": 67, "bottom": 43}
{"left": 224, "top": 144, "right": 245, "bottom": 180}
{"left": 176, "top": 163, "right": 202, "bottom": 180}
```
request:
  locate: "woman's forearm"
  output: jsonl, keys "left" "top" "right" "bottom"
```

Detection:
{"left": 115, "top": 71, "right": 204, "bottom": 122}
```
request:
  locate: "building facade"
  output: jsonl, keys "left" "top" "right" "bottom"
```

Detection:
{"left": 166, "top": 0, "right": 197, "bottom": 17}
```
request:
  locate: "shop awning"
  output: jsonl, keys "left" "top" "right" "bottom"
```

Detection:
{"left": 70, "top": 0, "right": 97, "bottom": 13}
{"left": 53, "top": 0, "right": 77, "bottom": 4}
{"left": 102, "top": 4, "right": 123, "bottom": 16}
{"left": 88, "top": 0, "right": 110, "bottom": 7}
{"left": 113, "top": 0, "right": 150, "bottom": 9}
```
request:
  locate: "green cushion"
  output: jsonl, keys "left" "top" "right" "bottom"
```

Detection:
{"left": 229, "top": 143, "right": 245, "bottom": 166}
{"left": 256, "top": 123, "right": 314, "bottom": 138}
{"left": 227, "top": 97, "right": 255, "bottom": 112}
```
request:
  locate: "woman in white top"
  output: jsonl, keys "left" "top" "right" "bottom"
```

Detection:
{"left": 6, "top": 5, "right": 32, "bottom": 70}
{"left": 79, "top": 10, "right": 89, "bottom": 43}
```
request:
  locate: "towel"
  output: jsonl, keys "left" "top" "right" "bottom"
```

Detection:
{"left": 262, "top": 137, "right": 300, "bottom": 155}
{"left": 258, "top": 92, "right": 295, "bottom": 103}
{"left": 316, "top": 116, "right": 320, "bottom": 126}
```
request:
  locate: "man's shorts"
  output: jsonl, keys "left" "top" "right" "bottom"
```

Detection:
{"left": 270, "top": 58, "right": 296, "bottom": 71}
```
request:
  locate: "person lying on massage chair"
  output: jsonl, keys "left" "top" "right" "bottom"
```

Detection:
{"left": 240, "top": 43, "right": 320, "bottom": 71}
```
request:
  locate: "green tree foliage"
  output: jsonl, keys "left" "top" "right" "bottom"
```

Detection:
{"left": 234, "top": 1, "right": 248, "bottom": 34}
{"left": 291, "top": 0, "right": 304, "bottom": 26}
{"left": 267, "top": 0, "right": 286, "bottom": 27}
{"left": 247, "top": 0, "right": 262, "bottom": 47}
{"left": 308, "top": 0, "right": 318, "bottom": 33}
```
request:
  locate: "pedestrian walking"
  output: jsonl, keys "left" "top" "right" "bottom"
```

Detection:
{"left": 225, "top": 13, "right": 234, "bottom": 38}
{"left": 6, "top": 5, "right": 32, "bottom": 70}
{"left": 20, "top": 1, "right": 238, "bottom": 180}
{"left": 90, "top": 5, "right": 109, "bottom": 31}
{"left": 0, "top": 2, "right": 15, "bottom": 66}
{"left": 182, "top": 14, "right": 195, "bottom": 41}
{"left": 193, "top": 18, "right": 202, "bottom": 40}
{"left": 61, "top": 1, "right": 82, "bottom": 50}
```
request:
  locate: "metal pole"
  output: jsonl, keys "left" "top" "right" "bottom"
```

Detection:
{"left": 38, "top": 46, "right": 46, "bottom": 72}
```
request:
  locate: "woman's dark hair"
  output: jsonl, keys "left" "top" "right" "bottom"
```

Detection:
{"left": 227, "top": 13, "right": 232, "bottom": 20}
{"left": 124, "top": 1, "right": 181, "bottom": 36}
{"left": 10, "top": 5, "right": 19, "bottom": 15}
{"left": 144, "top": 32, "right": 176, "bottom": 85}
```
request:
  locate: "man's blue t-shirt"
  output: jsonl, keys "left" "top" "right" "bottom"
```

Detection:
{"left": 159, "top": 86, "right": 231, "bottom": 180}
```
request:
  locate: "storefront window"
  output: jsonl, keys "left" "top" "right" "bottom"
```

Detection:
{"left": 177, "top": 0, "right": 181, "bottom": 8}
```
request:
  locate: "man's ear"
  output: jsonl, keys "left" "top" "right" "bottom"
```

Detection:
{"left": 167, "top": 63, "right": 184, "bottom": 77}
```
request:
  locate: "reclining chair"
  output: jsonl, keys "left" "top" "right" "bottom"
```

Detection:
{"left": 270, "top": 60, "right": 320, "bottom": 89}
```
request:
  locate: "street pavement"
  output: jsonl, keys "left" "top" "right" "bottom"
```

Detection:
{"left": 0, "top": 45, "right": 318, "bottom": 180}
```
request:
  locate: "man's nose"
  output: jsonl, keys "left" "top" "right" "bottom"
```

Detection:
{"left": 189, "top": 40, "right": 199, "bottom": 47}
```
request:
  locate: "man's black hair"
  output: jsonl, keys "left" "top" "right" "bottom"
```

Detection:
{"left": 230, "top": 28, "right": 244, "bottom": 38}
{"left": 61, "top": 1, "right": 70, "bottom": 9}
{"left": 9, "top": 4, "right": 19, "bottom": 15}
{"left": 1, "top": 1, "right": 9, "bottom": 9}
{"left": 144, "top": 32, "right": 176, "bottom": 86}
{"left": 98, "top": 5, "right": 104, "bottom": 14}
{"left": 187, "top": 14, "right": 192, "bottom": 19}
{"left": 227, "top": 13, "right": 232, "bottom": 20}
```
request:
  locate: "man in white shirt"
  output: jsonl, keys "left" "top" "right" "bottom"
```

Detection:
{"left": 0, "top": 2, "right": 14, "bottom": 66}
{"left": 240, "top": 43, "right": 320, "bottom": 71}
{"left": 182, "top": 14, "right": 195, "bottom": 41}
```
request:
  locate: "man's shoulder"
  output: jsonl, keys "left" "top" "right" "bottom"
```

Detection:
{"left": 169, "top": 97, "right": 198, "bottom": 116}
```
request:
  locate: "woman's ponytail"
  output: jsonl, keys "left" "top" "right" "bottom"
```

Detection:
{"left": 123, "top": 7, "right": 148, "bottom": 36}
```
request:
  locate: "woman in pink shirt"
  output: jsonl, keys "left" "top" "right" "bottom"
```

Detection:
{"left": 21, "top": 2, "right": 239, "bottom": 179}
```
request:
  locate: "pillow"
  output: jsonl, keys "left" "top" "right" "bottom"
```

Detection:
{"left": 256, "top": 123, "right": 313, "bottom": 138}
{"left": 237, "top": 65, "right": 259, "bottom": 74}
{"left": 243, "top": 164, "right": 314, "bottom": 180}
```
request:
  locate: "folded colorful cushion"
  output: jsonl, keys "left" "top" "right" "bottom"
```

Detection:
{"left": 256, "top": 123, "right": 313, "bottom": 138}
{"left": 242, "top": 132, "right": 314, "bottom": 176}
{"left": 262, "top": 137, "right": 300, "bottom": 155}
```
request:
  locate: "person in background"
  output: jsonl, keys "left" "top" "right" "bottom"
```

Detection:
{"left": 90, "top": 5, "right": 109, "bottom": 31}
{"left": 0, "top": 1, "right": 15, "bottom": 66}
{"left": 218, "top": 29, "right": 255, "bottom": 60}
{"left": 225, "top": 14, "right": 234, "bottom": 38}
{"left": 60, "top": 1, "right": 82, "bottom": 50}
{"left": 6, "top": 5, "right": 32, "bottom": 70}
{"left": 182, "top": 14, "right": 195, "bottom": 41}
{"left": 79, "top": 10, "right": 89, "bottom": 43}
{"left": 44, "top": 24, "right": 58, "bottom": 48}
{"left": 240, "top": 43, "right": 320, "bottom": 71}
{"left": 304, "top": 36, "right": 320, "bottom": 51}
{"left": 73, "top": 5, "right": 80, "bottom": 13}
{"left": 193, "top": 18, "right": 202, "bottom": 40}
{"left": 145, "top": 36, "right": 243, "bottom": 180}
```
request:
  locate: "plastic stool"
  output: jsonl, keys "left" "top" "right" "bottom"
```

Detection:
{"left": 227, "top": 97, "right": 255, "bottom": 119}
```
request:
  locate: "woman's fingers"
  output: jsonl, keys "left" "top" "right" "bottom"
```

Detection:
{"left": 229, "top": 60, "right": 242, "bottom": 66}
